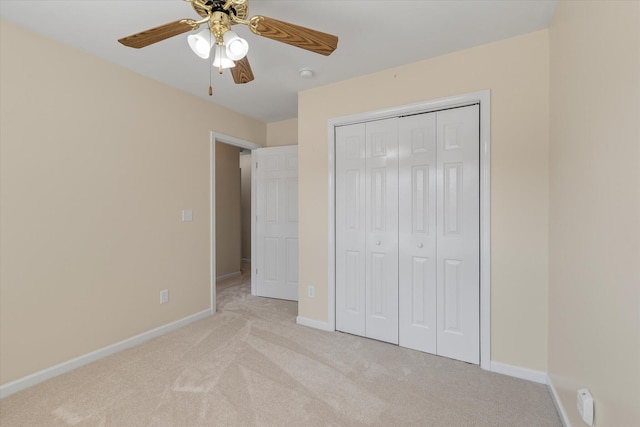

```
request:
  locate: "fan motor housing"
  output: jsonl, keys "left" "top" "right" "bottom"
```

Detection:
{"left": 192, "top": 0, "right": 248, "bottom": 22}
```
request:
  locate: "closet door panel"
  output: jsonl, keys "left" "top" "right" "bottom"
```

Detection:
{"left": 335, "top": 124, "right": 367, "bottom": 336}
{"left": 436, "top": 105, "right": 480, "bottom": 364}
{"left": 398, "top": 113, "right": 438, "bottom": 353}
{"left": 365, "top": 118, "right": 399, "bottom": 344}
{"left": 336, "top": 105, "right": 480, "bottom": 362}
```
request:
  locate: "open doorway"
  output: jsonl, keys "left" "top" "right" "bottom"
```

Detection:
{"left": 214, "top": 142, "right": 244, "bottom": 283}
{"left": 210, "top": 132, "right": 299, "bottom": 312}
{"left": 239, "top": 150, "right": 252, "bottom": 266}
{"left": 210, "top": 132, "right": 260, "bottom": 313}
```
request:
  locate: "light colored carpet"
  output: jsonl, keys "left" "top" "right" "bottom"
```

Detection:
{"left": 0, "top": 266, "right": 561, "bottom": 426}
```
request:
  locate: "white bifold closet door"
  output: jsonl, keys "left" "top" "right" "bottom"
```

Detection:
{"left": 397, "top": 112, "right": 438, "bottom": 354}
{"left": 335, "top": 123, "right": 367, "bottom": 336}
{"left": 336, "top": 105, "right": 479, "bottom": 364}
{"left": 398, "top": 106, "right": 480, "bottom": 363}
{"left": 364, "top": 119, "right": 399, "bottom": 344}
{"left": 335, "top": 118, "right": 399, "bottom": 344}
{"left": 434, "top": 106, "right": 479, "bottom": 364}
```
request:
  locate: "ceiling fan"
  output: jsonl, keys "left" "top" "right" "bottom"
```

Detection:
{"left": 118, "top": 0, "right": 339, "bottom": 88}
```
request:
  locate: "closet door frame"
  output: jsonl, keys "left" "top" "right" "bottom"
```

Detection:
{"left": 327, "top": 90, "right": 491, "bottom": 370}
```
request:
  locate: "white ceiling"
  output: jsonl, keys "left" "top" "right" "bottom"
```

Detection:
{"left": 0, "top": 0, "right": 557, "bottom": 123}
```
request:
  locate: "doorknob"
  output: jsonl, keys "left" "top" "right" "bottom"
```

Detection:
{"left": 417, "top": 243, "right": 423, "bottom": 248}
{"left": 375, "top": 241, "right": 381, "bottom": 246}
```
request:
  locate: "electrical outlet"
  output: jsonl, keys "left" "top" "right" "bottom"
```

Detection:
{"left": 160, "top": 289, "right": 169, "bottom": 304}
{"left": 307, "top": 285, "right": 315, "bottom": 298}
{"left": 577, "top": 388, "right": 594, "bottom": 426}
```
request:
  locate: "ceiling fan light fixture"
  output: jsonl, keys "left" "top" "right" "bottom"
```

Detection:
{"left": 213, "top": 44, "right": 236, "bottom": 69}
{"left": 223, "top": 30, "right": 249, "bottom": 60}
{"left": 187, "top": 28, "right": 213, "bottom": 59}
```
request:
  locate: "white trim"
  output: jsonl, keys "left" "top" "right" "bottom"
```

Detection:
{"left": 326, "top": 90, "right": 491, "bottom": 369}
{"left": 327, "top": 93, "right": 489, "bottom": 127}
{"left": 216, "top": 271, "right": 241, "bottom": 282}
{"left": 478, "top": 91, "right": 491, "bottom": 371}
{"left": 489, "top": 361, "right": 548, "bottom": 384}
{"left": 327, "top": 120, "right": 336, "bottom": 331}
{"left": 251, "top": 151, "right": 257, "bottom": 295}
{"left": 296, "top": 316, "right": 333, "bottom": 332}
{"left": 547, "top": 376, "right": 572, "bottom": 427}
{"left": 212, "top": 132, "right": 262, "bottom": 151}
{"left": 210, "top": 132, "right": 261, "bottom": 312}
{"left": 241, "top": 258, "right": 252, "bottom": 263}
{"left": 210, "top": 136, "right": 216, "bottom": 315}
{"left": 0, "top": 309, "right": 211, "bottom": 399}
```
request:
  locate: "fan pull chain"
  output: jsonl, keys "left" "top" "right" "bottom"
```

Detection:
{"left": 208, "top": 28, "right": 213, "bottom": 96}
{"left": 209, "top": 59, "right": 213, "bottom": 96}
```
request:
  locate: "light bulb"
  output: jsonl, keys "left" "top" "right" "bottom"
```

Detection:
{"left": 194, "top": 39, "right": 210, "bottom": 56}
{"left": 223, "top": 30, "right": 249, "bottom": 60}
{"left": 187, "top": 29, "right": 212, "bottom": 59}
{"left": 213, "top": 45, "right": 236, "bottom": 69}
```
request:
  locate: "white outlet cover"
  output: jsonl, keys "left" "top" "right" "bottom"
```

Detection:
{"left": 160, "top": 289, "right": 169, "bottom": 304}
{"left": 181, "top": 210, "right": 193, "bottom": 222}
{"left": 577, "top": 388, "right": 594, "bottom": 426}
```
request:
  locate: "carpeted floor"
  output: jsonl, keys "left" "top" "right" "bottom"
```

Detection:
{"left": 0, "top": 266, "right": 561, "bottom": 426}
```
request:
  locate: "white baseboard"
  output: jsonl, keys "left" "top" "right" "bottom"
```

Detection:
{"left": 490, "top": 361, "right": 548, "bottom": 384}
{"left": 0, "top": 309, "right": 211, "bottom": 399}
{"left": 490, "top": 363, "right": 568, "bottom": 425}
{"left": 547, "top": 375, "right": 572, "bottom": 427}
{"left": 216, "top": 271, "right": 241, "bottom": 282}
{"left": 296, "top": 316, "right": 333, "bottom": 332}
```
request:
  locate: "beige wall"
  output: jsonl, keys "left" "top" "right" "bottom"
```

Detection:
{"left": 266, "top": 118, "right": 298, "bottom": 146}
{"left": 0, "top": 20, "right": 266, "bottom": 384}
{"left": 298, "top": 30, "right": 550, "bottom": 371}
{"left": 239, "top": 153, "right": 252, "bottom": 261}
{"left": 215, "top": 143, "right": 241, "bottom": 277}
{"left": 548, "top": 1, "right": 640, "bottom": 425}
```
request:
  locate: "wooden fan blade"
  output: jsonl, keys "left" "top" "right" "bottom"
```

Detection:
{"left": 231, "top": 57, "right": 255, "bottom": 84}
{"left": 252, "top": 16, "right": 338, "bottom": 56}
{"left": 118, "top": 20, "right": 194, "bottom": 48}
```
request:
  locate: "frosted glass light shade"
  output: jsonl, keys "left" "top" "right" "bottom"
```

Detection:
{"left": 223, "top": 30, "right": 249, "bottom": 60}
{"left": 212, "top": 44, "right": 236, "bottom": 69}
{"left": 187, "top": 29, "right": 213, "bottom": 59}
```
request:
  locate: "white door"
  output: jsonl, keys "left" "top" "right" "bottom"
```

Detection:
{"left": 398, "top": 106, "right": 480, "bottom": 363}
{"left": 255, "top": 146, "right": 299, "bottom": 301}
{"left": 435, "top": 105, "right": 479, "bottom": 364}
{"left": 335, "top": 105, "right": 479, "bottom": 364}
{"left": 364, "top": 118, "right": 399, "bottom": 344}
{"left": 336, "top": 118, "right": 399, "bottom": 344}
{"left": 398, "top": 112, "right": 438, "bottom": 354}
{"left": 335, "top": 124, "right": 367, "bottom": 336}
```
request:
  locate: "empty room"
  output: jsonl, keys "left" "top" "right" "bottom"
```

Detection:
{"left": 0, "top": 1, "right": 638, "bottom": 426}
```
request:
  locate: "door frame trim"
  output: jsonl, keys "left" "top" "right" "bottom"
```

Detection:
{"left": 210, "top": 131, "right": 260, "bottom": 314}
{"left": 326, "top": 90, "right": 491, "bottom": 369}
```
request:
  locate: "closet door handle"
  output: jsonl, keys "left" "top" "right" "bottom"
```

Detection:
{"left": 417, "top": 243, "right": 424, "bottom": 248}
{"left": 375, "top": 241, "right": 381, "bottom": 246}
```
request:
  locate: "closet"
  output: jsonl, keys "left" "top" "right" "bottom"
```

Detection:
{"left": 335, "top": 104, "right": 480, "bottom": 364}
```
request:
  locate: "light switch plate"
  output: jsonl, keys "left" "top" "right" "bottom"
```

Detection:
{"left": 181, "top": 209, "right": 193, "bottom": 222}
